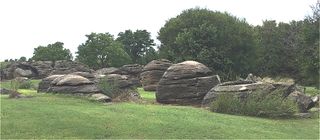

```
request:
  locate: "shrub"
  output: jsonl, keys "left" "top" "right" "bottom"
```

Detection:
{"left": 210, "top": 91, "right": 299, "bottom": 118}
{"left": 97, "top": 77, "right": 120, "bottom": 98}
{"left": 10, "top": 79, "right": 34, "bottom": 90}
{"left": 19, "top": 80, "right": 33, "bottom": 89}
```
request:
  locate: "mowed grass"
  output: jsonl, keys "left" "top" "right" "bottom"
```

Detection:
{"left": 0, "top": 81, "right": 319, "bottom": 139}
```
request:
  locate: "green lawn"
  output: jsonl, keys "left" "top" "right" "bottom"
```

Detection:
{"left": 0, "top": 81, "right": 319, "bottom": 139}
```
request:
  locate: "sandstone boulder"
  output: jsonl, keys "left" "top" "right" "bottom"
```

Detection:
{"left": 30, "top": 61, "right": 53, "bottom": 78}
{"left": 70, "top": 72, "right": 95, "bottom": 81}
{"left": 39, "top": 74, "right": 100, "bottom": 94}
{"left": 2, "top": 62, "right": 38, "bottom": 79}
{"left": 119, "top": 64, "right": 143, "bottom": 86}
{"left": 14, "top": 68, "right": 33, "bottom": 77}
{"left": 38, "top": 75, "right": 64, "bottom": 92}
{"left": 90, "top": 93, "right": 111, "bottom": 102}
{"left": 50, "top": 60, "right": 92, "bottom": 75}
{"left": 140, "top": 59, "right": 172, "bottom": 91}
{"left": 202, "top": 76, "right": 315, "bottom": 113}
{"left": 95, "top": 67, "right": 121, "bottom": 75}
{"left": 156, "top": 61, "right": 221, "bottom": 105}
{"left": 55, "top": 75, "right": 93, "bottom": 86}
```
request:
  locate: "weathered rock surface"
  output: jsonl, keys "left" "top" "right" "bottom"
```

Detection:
{"left": 202, "top": 76, "right": 316, "bottom": 113}
{"left": 104, "top": 74, "right": 134, "bottom": 88}
{"left": 38, "top": 74, "right": 100, "bottom": 94}
{"left": 1, "top": 62, "right": 38, "bottom": 79}
{"left": 50, "top": 60, "right": 92, "bottom": 75}
{"left": 38, "top": 75, "right": 64, "bottom": 92}
{"left": 95, "top": 67, "right": 121, "bottom": 75}
{"left": 90, "top": 93, "right": 111, "bottom": 102}
{"left": 119, "top": 64, "right": 143, "bottom": 87}
{"left": 70, "top": 72, "right": 95, "bottom": 81}
{"left": 156, "top": 61, "right": 221, "bottom": 105}
{"left": 30, "top": 61, "right": 53, "bottom": 78}
{"left": 1, "top": 61, "right": 92, "bottom": 80}
{"left": 140, "top": 59, "right": 172, "bottom": 91}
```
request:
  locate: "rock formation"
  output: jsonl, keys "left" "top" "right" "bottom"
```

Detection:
{"left": 140, "top": 59, "right": 172, "bottom": 91}
{"left": 156, "top": 61, "right": 221, "bottom": 105}
{"left": 202, "top": 75, "right": 315, "bottom": 113}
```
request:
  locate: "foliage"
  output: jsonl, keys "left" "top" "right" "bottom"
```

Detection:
{"left": 97, "top": 77, "right": 120, "bottom": 98}
{"left": 9, "top": 79, "right": 34, "bottom": 90}
{"left": 76, "top": 33, "right": 132, "bottom": 69}
{"left": 305, "top": 86, "right": 320, "bottom": 96}
{"left": 18, "top": 56, "right": 27, "bottom": 62}
{"left": 254, "top": 3, "right": 319, "bottom": 87}
{"left": 17, "top": 80, "right": 33, "bottom": 89}
{"left": 158, "top": 8, "right": 257, "bottom": 80}
{"left": 210, "top": 92, "right": 299, "bottom": 118}
{"left": 32, "top": 42, "right": 73, "bottom": 61}
{"left": 0, "top": 92, "right": 318, "bottom": 139}
{"left": 0, "top": 61, "right": 11, "bottom": 69}
{"left": 1, "top": 80, "right": 40, "bottom": 90}
{"left": 117, "top": 30, "right": 157, "bottom": 64}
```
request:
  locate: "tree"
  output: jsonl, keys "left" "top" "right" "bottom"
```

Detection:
{"left": 76, "top": 32, "right": 131, "bottom": 69}
{"left": 32, "top": 42, "right": 73, "bottom": 61}
{"left": 299, "top": 2, "right": 320, "bottom": 86}
{"left": 117, "top": 29, "right": 156, "bottom": 64}
{"left": 18, "top": 56, "right": 27, "bottom": 62}
{"left": 158, "top": 8, "right": 257, "bottom": 80}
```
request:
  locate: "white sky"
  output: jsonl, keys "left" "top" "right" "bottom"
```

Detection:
{"left": 0, "top": 0, "right": 317, "bottom": 61}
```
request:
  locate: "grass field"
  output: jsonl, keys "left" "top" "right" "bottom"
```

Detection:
{"left": 0, "top": 81, "right": 319, "bottom": 139}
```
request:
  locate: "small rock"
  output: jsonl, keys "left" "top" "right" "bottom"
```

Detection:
{"left": 90, "top": 93, "right": 111, "bottom": 102}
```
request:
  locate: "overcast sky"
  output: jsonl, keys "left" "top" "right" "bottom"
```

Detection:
{"left": 0, "top": 0, "right": 317, "bottom": 61}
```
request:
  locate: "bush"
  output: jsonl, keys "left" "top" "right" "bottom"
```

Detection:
{"left": 10, "top": 79, "right": 34, "bottom": 90}
{"left": 210, "top": 91, "right": 299, "bottom": 118}
{"left": 97, "top": 77, "right": 120, "bottom": 98}
{"left": 18, "top": 80, "right": 33, "bottom": 89}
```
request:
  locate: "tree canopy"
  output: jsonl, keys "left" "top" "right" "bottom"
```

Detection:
{"left": 158, "top": 8, "right": 257, "bottom": 80}
{"left": 76, "top": 32, "right": 131, "bottom": 69}
{"left": 32, "top": 42, "right": 73, "bottom": 61}
{"left": 117, "top": 29, "right": 156, "bottom": 64}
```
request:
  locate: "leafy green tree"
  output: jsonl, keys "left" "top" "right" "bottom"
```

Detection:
{"left": 300, "top": 3, "right": 320, "bottom": 86}
{"left": 117, "top": 29, "right": 156, "bottom": 64}
{"left": 255, "top": 20, "right": 304, "bottom": 77}
{"left": 18, "top": 56, "right": 27, "bottom": 62}
{"left": 76, "top": 32, "right": 131, "bottom": 69}
{"left": 158, "top": 8, "right": 257, "bottom": 80}
{"left": 32, "top": 42, "right": 73, "bottom": 61}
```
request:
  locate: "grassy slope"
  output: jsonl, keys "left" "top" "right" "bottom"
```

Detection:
{"left": 0, "top": 82, "right": 319, "bottom": 139}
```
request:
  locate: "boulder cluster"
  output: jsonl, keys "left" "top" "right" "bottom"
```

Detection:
{"left": 2, "top": 59, "right": 318, "bottom": 113}
{"left": 1, "top": 60, "right": 91, "bottom": 80}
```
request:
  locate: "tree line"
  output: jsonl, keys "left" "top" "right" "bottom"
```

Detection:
{"left": 6, "top": 3, "right": 319, "bottom": 87}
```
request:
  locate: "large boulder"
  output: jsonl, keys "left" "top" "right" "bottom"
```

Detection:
{"left": 1, "top": 62, "right": 39, "bottom": 79}
{"left": 14, "top": 68, "right": 33, "bottom": 77}
{"left": 156, "top": 61, "right": 221, "bottom": 105}
{"left": 50, "top": 60, "right": 92, "bottom": 75}
{"left": 140, "top": 59, "right": 172, "bottom": 91}
{"left": 202, "top": 76, "right": 315, "bottom": 113}
{"left": 119, "top": 64, "right": 143, "bottom": 75}
{"left": 30, "top": 61, "right": 53, "bottom": 78}
{"left": 38, "top": 74, "right": 100, "bottom": 94}
{"left": 103, "top": 74, "right": 134, "bottom": 88}
{"left": 119, "top": 64, "right": 143, "bottom": 87}
{"left": 38, "top": 75, "right": 64, "bottom": 92}
{"left": 94, "top": 67, "right": 121, "bottom": 75}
